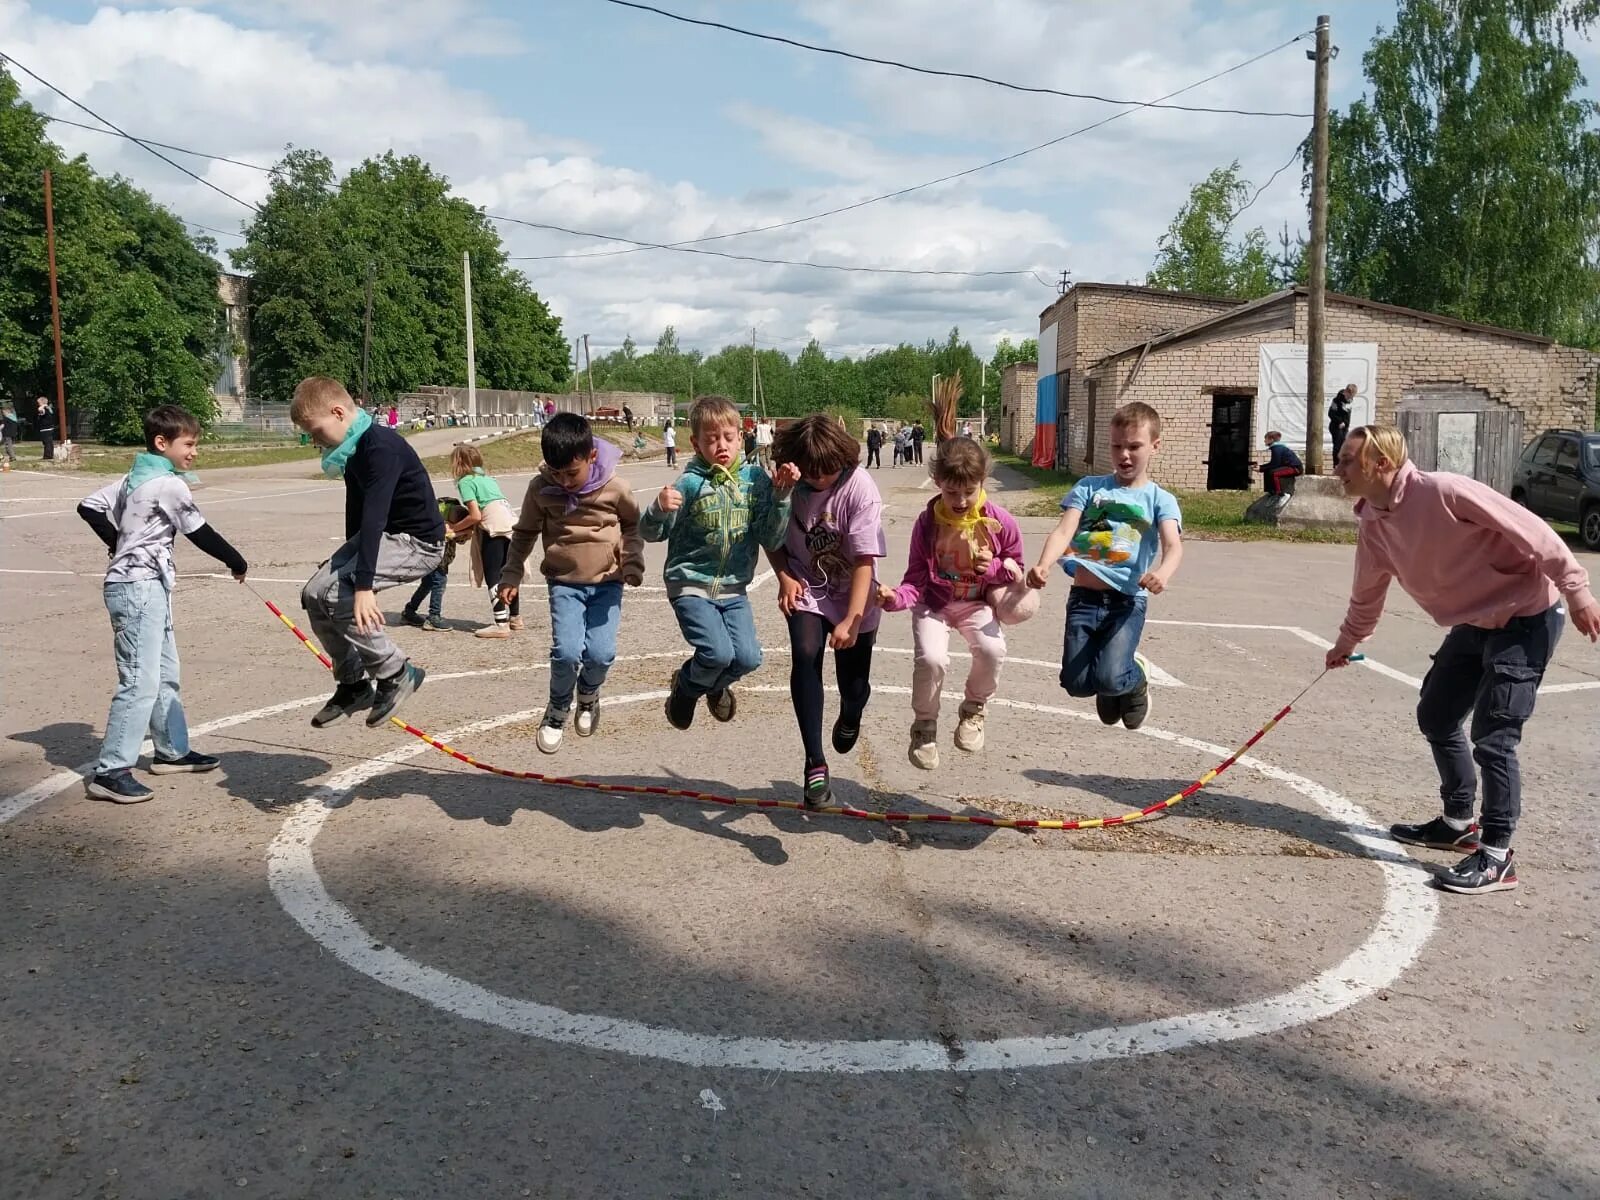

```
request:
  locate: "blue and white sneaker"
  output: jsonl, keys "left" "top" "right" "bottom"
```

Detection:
{"left": 85, "top": 771, "right": 154, "bottom": 804}
{"left": 149, "top": 751, "right": 220, "bottom": 775}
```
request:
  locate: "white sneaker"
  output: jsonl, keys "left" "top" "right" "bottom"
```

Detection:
{"left": 536, "top": 719, "right": 564, "bottom": 754}
{"left": 574, "top": 693, "right": 600, "bottom": 737}
{"left": 908, "top": 720, "right": 939, "bottom": 771}
{"left": 954, "top": 701, "right": 986, "bottom": 753}
{"left": 474, "top": 624, "right": 510, "bottom": 639}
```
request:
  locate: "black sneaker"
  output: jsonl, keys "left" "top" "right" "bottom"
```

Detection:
{"left": 312, "top": 681, "right": 376, "bottom": 728}
{"left": 831, "top": 716, "right": 860, "bottom": 755}
{"left": 149, "top": 751, "right": 220, "bottom": 775}
{"left": 85, "top": 771, "right": 154, "bottom": 804}
{"left": 665, "top": 670, "right": 696, "bottom": 730}
{"left": 803, "top": 763, "right": 831, "bottom": 810}
{"left": 401, "top": 609, "right": 425, "bottom": 627}
{"left": 1391, "top": 816, "right": 1480, "bottom": 852}
{"left": 367, "top": 662, "right": 425, "bottom": 727}
{"left": 1095, "top": 693, "right": 1122, "bottom": 725}
{"left": 1121, "top": 655, "right": 1152, "bottom": 730}
{"left": 707, "top": 687, "right": 736, "bottom": 723}
{"left": 1436, "top": 848, "right": 1518, "bottom": 895}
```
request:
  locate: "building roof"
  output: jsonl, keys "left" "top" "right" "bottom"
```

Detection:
{"left": 1039, "top": 280, "right": 1247, "bottom": 322}
{"left": 1089, "top": 286, "right": 1558, "bottom": 368}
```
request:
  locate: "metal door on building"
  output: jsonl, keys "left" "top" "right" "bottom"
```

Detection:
{"left": 1206, "top": 392, "right": 1253, "bottom": 490}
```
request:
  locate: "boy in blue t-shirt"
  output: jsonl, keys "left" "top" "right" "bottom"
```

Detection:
{"left": 1026, "top": 401, "right": 1183, "bottom": 730}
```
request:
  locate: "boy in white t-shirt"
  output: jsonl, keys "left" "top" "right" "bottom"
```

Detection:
{"left": 1027, "top": 401, "right": 1184, "bottom": 730}
{"left": 76, "top": 406, "right": 249, "bottom": 804}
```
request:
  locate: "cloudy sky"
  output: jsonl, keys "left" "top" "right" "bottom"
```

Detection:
{"left": 3, "top": 1, "right": 1449, "bottom": 359}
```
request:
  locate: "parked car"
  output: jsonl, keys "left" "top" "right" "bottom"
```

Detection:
{"left": 1510, "top": 428, "right": 1600, "bottom": 550}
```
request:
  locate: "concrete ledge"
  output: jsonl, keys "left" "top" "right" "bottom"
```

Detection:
{"left": 1275, "top": 474, "right": 1359, "bottom": 531}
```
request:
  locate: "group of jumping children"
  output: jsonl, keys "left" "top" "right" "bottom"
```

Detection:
{"left": 76, "top": 374, "right": 1598, "bottom": 896}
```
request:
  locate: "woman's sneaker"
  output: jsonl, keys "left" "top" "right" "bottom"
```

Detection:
{"left": 803, "top": 763, "right": 832, "bottom": 810}
{"left": 1436, "top": 848, "right": 1518, "bottom": 894}
{"left": 85, "top": 771, "right": 154, "bottom": 804}
{"left": 149, "top": 751, "right": 220, "bottom": 775}
{"left": 574, "top": 692, "right": 601, "bottom": 737}
{"left": 312, "top": 681, "right": 376, "bottom": 728}
{"left": 1391, "top": 816, "right": 1479, "bottom": 852}
{"left": 908, "top": 720, "right": 939, "bottom": 771}
{"left": 954, "top": 701, "right": 985, "bottom": 752}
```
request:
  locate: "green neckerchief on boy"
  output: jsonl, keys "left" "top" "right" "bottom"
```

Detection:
{"left": 320, "top": 408, "right": 374, "bottom": 479}
{"left": 124, "top": 451, "right": 197, "bottom": 495}
{"left": 700, "top": 458, "right": 740, "bottom": 490}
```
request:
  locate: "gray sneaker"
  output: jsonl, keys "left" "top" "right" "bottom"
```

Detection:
{"left": 367, "top": 662, "right": 425, "bottom": 727}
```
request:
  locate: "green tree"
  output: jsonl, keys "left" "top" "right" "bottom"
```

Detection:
{"left": 1326, "top": 0, "right": 1600, "bottom": 343}
{"left": 72, "top": 274, "right": 215, "bottom": 443}
{"left": 885, "top": 392, "right": 929, "bottom": 426}
{"left": 1146, "top": 162, "right": 1276, "bottom": 299}
{"left": 984, "top": 336, "right": 1039, "bottom": 413}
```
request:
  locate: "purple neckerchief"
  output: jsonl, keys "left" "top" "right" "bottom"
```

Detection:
{"left": 540, "top": 437, "right": 622, "bottom": 514}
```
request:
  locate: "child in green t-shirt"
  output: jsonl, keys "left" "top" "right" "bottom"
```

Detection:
{"left": 446, "top": 445, "right": 522, "bottom": 639}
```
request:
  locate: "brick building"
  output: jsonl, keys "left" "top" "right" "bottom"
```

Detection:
{"left": 999, "top": 360, "right": 1037, "bottom": 456}
{"left": 1034, "top": 282, "right": 1600, "bottom": 492}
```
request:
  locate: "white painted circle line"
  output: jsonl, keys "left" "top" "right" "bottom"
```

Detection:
{"left": 265, "top": 682, "right": 1440, "bottom": 1075}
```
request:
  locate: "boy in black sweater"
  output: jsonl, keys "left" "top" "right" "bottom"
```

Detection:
{"left": 291, "top": 377, "right": 444, "bottom": 728}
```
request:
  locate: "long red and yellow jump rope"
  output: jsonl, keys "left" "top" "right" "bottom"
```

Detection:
{"left": 247, "top": 582, "right": 1354, "bottom": 833}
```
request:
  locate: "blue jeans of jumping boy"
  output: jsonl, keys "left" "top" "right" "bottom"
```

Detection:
{"left": 97, "top": 579, "right": 190, "bottom": 774}
{"left": 406, "top": 568, "right": 448, "bottom": 621}
{"left": 669, "top": 592, "right": 762, "bottom": 700}
{"left": 1416, "top": 602, "right": 1564, "bottom": 849}
{"left": 547, "top": 581, "right": 623, "bottom": 722}
{"left": 1059, "top": 587, "right": 1147, "bottom": 698}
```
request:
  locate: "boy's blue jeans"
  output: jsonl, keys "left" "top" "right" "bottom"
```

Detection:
{"left": 1060, "top": 587, "right": 1147, "bottom": 698}
{"left": 98, "top": 579, "right": 190, "bottom": 774}
{"left": 669, "top": 592, "right": 762, "bottom": 699}
{"left": 547, "top": 581, "right": 623, "bottom": 720}
{"left": 405, "top": 568, "right": 448, "bottom": 620}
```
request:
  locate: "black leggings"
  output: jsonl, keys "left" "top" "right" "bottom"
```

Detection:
{"left": 478, "top": 532, "right": 520, "bottom": 619}
{"left": 787, "top": 611, "right": 876, "bottom": 767}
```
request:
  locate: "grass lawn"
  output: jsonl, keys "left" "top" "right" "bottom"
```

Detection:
{"left": 10, "top": 440, "right": 324, "bottom": 476}
{"left": 990, "top": 451, "right": 1358, "bottom": 543}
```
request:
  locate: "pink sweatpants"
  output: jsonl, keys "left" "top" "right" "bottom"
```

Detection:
{"left": 910, "top": 599, "right": 1006, "bottom": 722}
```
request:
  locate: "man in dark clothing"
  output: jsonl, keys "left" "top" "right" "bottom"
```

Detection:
{"left": 1328, "top": 384, "right": 1355, "bottom": 463}
{"left": 911, "top": 422, "right": 925, "bottom": 464}
{"left": 1, "top": 403, "right": 17, "bottom": 465}
{"left": 865, "top": 426, "right": 883, "bottom": 468}
{"left": 623, "top": 404, "right": 634, "bottom": 431}
{"left": 1258, "top": 431, "right": 1304, "bottom": 496}
{"left": 36, "top": 396, "right": 56, "bottom": 460}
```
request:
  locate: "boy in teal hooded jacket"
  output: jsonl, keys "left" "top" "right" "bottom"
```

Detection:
{"left": 642, "top": 395, "right": 799, "bottom": 728}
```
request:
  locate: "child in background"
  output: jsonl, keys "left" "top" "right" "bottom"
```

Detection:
{"left": 292, "top": 377, "right": 443, "bottom": 729}
{"left": 1257, "top": 430, "right": 1304, "bottom": 496}
{"left": 402, "top": 498, "right": 468, "bottom": 631}
{"left": 643, "top": 395, "right": 800, "bottom": 729}
{"left": 1027, "top": 401, "right": 1183, "bottom": 730}
{"left": 497, "top": 413, "right": 644, "bottom": 753}
{"left": 446, "top": 445, "right": 522, "bottom": 639}
{"left": 877, "top": 437, "right": 1025, "bottom": 770}
{"left": 76, "top": 405, "right": 249, "bottom": 803}
{"left": 769, "top": 414, "right": 885, "bottom": 808}
{"left": 1, "top": 402, "right": 17, "bottom": 467}
{"left": 663, "top": 420, "right": 677, "bottom": 468}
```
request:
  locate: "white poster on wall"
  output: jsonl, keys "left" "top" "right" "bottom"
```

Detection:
{"left": 1257, "top": 343, "right": 1378, "bottom": 455}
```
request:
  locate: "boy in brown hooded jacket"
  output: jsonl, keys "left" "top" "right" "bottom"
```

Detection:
{"left": 498, "top": 413, "right": 645, "bottom": 753}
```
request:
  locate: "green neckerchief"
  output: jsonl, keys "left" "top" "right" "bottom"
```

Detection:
{"left": 698, "top": 457, "right": 740, "bottom": 490}
{"left": 124, "top": 451, "right": 197, "bottom": 495}
{"left": 321, "top": 409, "right": 374, "bottom": 479}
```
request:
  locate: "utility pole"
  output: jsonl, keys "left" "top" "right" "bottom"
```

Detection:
{"left": 462, "top": 250, "right": 477, "bottom": 425}
{"left": 980, "top": 360, "right": 987, "bottom": 439}
{"left": 1304, "top": 13, "right": 1332, "bottom": 474}
{"left": 42, "top": 169, "right": 67, "bottom": 443}
{"left": 749, "top": 327, "right": 757, "bottom": 416}
{"left": 583, "top": 334, "right": 595, "bottom": 413}
{"left": 361, "top": 261, "right": 375, "bottom": 405}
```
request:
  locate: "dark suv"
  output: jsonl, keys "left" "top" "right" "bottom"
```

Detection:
{"left": 1511, "top": 428, "right": 1600, "bottom": 550}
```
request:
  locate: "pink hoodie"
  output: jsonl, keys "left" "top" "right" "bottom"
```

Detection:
{"left": 1338, "top": 461, "right": 1590, "bottom": 645}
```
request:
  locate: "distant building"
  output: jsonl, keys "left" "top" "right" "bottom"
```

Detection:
{"left": 214, "top": 273, "right": 249, "bottom": 418}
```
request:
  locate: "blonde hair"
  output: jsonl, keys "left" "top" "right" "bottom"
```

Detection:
{"left": 450, "top": 443, "right": 484, "bottom": 479}
{"left": 932, "top": 436, "right": 989, "bottom": 488}
{"left": 1348, "top": 424, "right": 1409, "bottom": 471}
{"left": 290, "top": 376, "right": 352, "bottom": 422}
{"left": 1111, "top": 401, "right": 1162, "bottom": 439}
{"left": 687, "top": 394, "right": 740, "bottom": 438}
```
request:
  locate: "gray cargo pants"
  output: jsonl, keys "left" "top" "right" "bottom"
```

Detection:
{"left": 302, "top": 533, "right": 443, "bottom": 684}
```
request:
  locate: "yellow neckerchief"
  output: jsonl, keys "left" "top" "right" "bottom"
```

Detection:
{"left": 932, "top": 490, "right": 1001, "bottom": 552}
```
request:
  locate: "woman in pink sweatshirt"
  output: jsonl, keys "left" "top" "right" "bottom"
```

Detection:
{"left": 1326, "top": 425, "right": 1599, "bottom": 895}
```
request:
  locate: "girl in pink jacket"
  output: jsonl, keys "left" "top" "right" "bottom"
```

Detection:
{"left": 878, "top": 437, "right": 1035, "bottom": 770}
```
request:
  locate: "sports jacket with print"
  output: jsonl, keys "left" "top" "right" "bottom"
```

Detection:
{"left": 640, "top": 457, "right": 791, "bottom": 598}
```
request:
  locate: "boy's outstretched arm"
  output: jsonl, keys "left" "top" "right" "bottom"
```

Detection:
{"left": 617, "top": 489, "right": 645, "bottom": 587}
{"left": 1026, "top": 509, "right": 1083, "bottom": 589}
{"left": 497, "top": 480, "right": 544, "bottom": 606}
{"left": 1138, "top": 519, "right": 1182, "bottom": 595}
{"left": 186, "top": 523, "right": 249, "bottom": 580}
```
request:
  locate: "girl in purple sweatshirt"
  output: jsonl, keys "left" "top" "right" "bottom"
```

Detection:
{"left": 878, "top": 437, "right": 1032, "bottom": 770}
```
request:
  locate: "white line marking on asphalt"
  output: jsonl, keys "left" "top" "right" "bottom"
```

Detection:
{"left": 869, "top": 647, "right": 1185, "bottom": 688}
{"left": 0, "top": 567, "right": 74, "bottom": 575}
{"left": 262, "top": 675, "right": 1438, "bottom": 1075}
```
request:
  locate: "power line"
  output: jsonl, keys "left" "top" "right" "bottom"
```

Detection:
{"left": 39, "top": 113, "right": 281, "bottom": 175}
{"left": 0, "top": 50, "right": 260, "bottom": 212}
{"left": 516, "top": 31, "right": 1316, "bottom": 264}
{"left": 606, "top": 0, "right": 1312, "bottom": 119}
{"left": 1231, "top": 135, "right": 1310, "bottom": 221}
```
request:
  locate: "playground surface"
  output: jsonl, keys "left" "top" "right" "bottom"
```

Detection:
{"left": 2, "top": 450, "right": 1597, "bottom": 1200}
